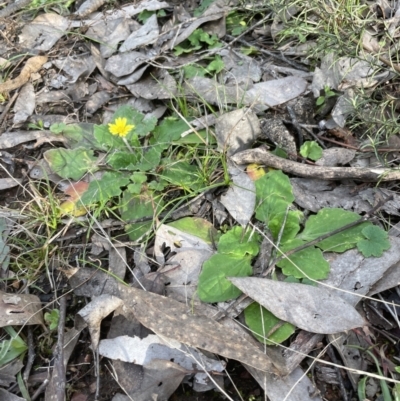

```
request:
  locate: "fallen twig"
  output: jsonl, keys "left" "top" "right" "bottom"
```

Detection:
{"left": 231, "top": 146, "right": 400, "bottom": 181}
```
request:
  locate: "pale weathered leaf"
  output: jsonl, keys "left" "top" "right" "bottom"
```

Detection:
{"left": 321, "top": 236, "right": 400, "bottom": 306}
{"left": 244, "top": 77, "right": 307, "bottom": 111}
{"left": 13, "top": 83, "right": 35, "bottom": 124}
{"left": 69, "top": 267, "right": 279, "bottom": 374}
{"left": 215, "top": 109, "right": 260, "bottom": 155}
{"left": 120, "top": 14, "right": 159, "bottom": 52}
{"left": 76, "top": 294, "right": 124, "bottom": 348}
{"left": 220, "top": 163, "right": 256, "bottom": 227}
{"left": 130, "top": 359, "right": 189, "bottom": 401}
{"left": 99, "top": 334, "right": 225, "bottom": 374}
{"left": 247, "top": 366, "right": 323, "bottom": 401}
{"left": 19, "top": 13, "right": 71, "bottom": 51}
{"left": 228, "top": 277, "right": 365, "bottom": 334}
{"left": 315, "top": 148, "right": 356, "bottom": 166}
{"left": 0, "top": 291, "right": 44, "bottom": 327}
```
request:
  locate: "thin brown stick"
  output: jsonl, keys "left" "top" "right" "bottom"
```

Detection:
{"left": 231, "top": 147, "right": 400, "bottom": 181}
{"left": 55, "top": 296, "right": 67, "bottom": 401}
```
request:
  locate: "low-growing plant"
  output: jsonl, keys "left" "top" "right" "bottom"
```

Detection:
{"left": 197, "top": 168, "right": 390, "bottom": 344}
{"left": 0, "top": 326, "right": 27, "bottom": 368}
{"left": 44, "top": 105, "right": 223, "bottom": 242}
{"left": 174, "top": 28, "right": 222, "bottom": 56}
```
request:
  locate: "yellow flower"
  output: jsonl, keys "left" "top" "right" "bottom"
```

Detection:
{"left": 108, "top": 117, "right": 135, "bottom": 137}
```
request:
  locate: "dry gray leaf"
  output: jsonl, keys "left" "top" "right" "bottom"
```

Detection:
{"left": 184, "top": 76, "right": 246, "bottom": 105}
{"left": 0, "top": 131, "right": 65, "bottom": 150}
{"left": 315, "top": 148, "right": 356, "bottom": 166}
{"left": 321, "top": 236, "right": 400, "bottom": 306}
{"left": 126, "top": 69, "right": 177, "bottom": 99}
{"left": 19, "top": 13, "right": 71, "bottom": 51}
{"left": 117, "top": 65, "right": 149, "bottom": 86}
{"left": 76, "top": 294, "right": 124, "bottom": 348}
{"left": 154, "top": 223, "right": 214, "bottom": 298}
{"left": 247, "top": 366, "right": 323, "bottom": 401}
{"left": 86, "top": 18, "right": 131, "bottom": 58}
{"left": 244, "top": 76, "right": 308, "bottom": 111}
{"left": 109, "top": 247, "right": 127, "bottom": 280}
{"left": 291, "top": 178, "right": 371, "bottom": 214}
{"left": 220, "top": 49, "right": 262, "bottom": 84}
{"left": 0, "top": 388, "right": 26, "bottom": 401}
{"left": 85, "top": 91, "right": 111, "bottom": 114}
{"left": 120, "top": 14, "right": 159, "bottom": 52}
{"left": 368, "top": 260, "right": 400, "bottom": 296}
{"left": 0, "top": 359, "right": 23, "bottom": 387}
{"left": 0, "top": 291, "right": 44, "bottom": 327}
{"left": 0, "top": 179, "right": 22, "bottom": 190}
{"left": 104, "top": 51, "right": 148, "bottom": 78}
{"left": 102, "top": 0, "right": 170, "bottom": 20}
{"left": 99, "top": 334, "right": 225, "bottom": 374}
{"left": 220, "top": 163, "right": 256, "bottom": 227}
{"left": 53, "top": 55, "right": 96, "bottom": 84}
{"left": 76, "top": 0, "right": 107, "bottom": 17}
{"left": 215, "top": 109, "right": 260, "bottom": 155}
{"left": 228, "top": 277, "right": 366, "bottom": 334}
{"left": 131, "top": 359, "right": 189, "bottom": 401}
{"left": 13, "top": 83, "right": 35, "bottom": 125}
{"left": 161, "top": 11, "right": 225, "bottom": 50}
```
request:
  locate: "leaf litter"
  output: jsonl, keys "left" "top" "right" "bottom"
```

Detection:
{"left": 1, "top": 0, "right": 400, "bottom": 400}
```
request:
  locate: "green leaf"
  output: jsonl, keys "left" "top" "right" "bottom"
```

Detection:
{"left": 151, "top": 117, "right": 190, "bottom": 149}
{"left": 120, "top": 191, "right": 164, "bottom": 241}
{"left": 94, "top": 124, "right": 127, "bottom": 151}
{"left": 297, "top": 208, "right": 371, "bottom": 252}
{"left": 255, "top": 171, "right": 301, "bottom": 240}
{"left": 160, "top": 160, "right": 204, "bottom": 192}
{"left": 44, "top": 309, "right": 59, "bottom": 331}
{"left": 135, "top": 147, "right": 162, "bottom": 171}
{"left": 168, "top": 217, "right": 217, "bottom": 244}
{"left": 316, "top": 96, "right": 325, "bottom": 106}
{"left": 137, "top": 10, "right": 154, "bottom": 23}
{"left": 206, "top": 55, "right": 225, "bottom": 74}
{"left": 111, "top": 105, "right": 157, "bottom": 137}
{"left": 244, "top": 302, "right": 295, "bottom": 345}
{"left": 0, "top": 327, "right": 28, "bottom": 367}
{"left": 183, "top": 64, "right": 207, "bottom": 78}
{"left": 217, "top": 226, "right": 260, "bottom": 257}
{"left": 50, "top": 122, "right": 102, "bottom": 150}
{"left": 79, "top": 172, "right": 130, "bottom": 205}
{"left": 107, "top": 151, "right": 141, "bottom": 170}
{"left": 44, "top": 148, "right": 98, "bottom": 180}
{"left": 193, "top": 0, "right": 214, "bottom": 16}
{"left": 299, "top": 141, "right": 323, "bottom": 161}
{"left": 268, "top": 210, "right": 303, "bottom": 243}
{"left": 176, "top": 129, "right": 216, "bottom": 145}
{"left": 197, "top": 254, "right": 253, "bottom": 302}
{"left": 276, "top": 239, "right": 330, "bottom": 279}
{"left": 357, "top": 225, "right": 391, "bottom": 257}
{"left": 127, "top": 172, "right": 147, "bottom": 194}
